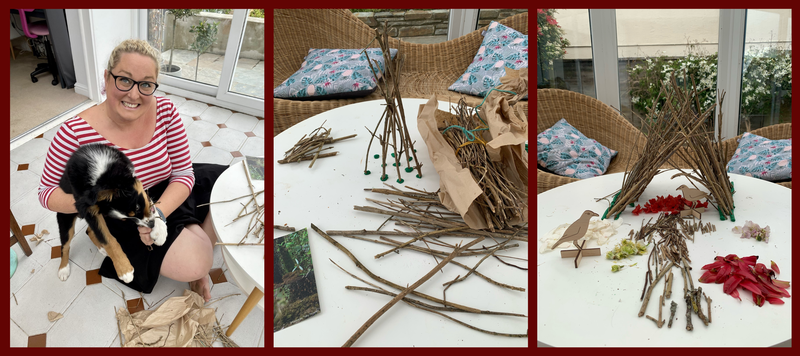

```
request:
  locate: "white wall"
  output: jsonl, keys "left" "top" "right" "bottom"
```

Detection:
{"left": 67, "top": 9, "right": 141, "bottom": 102}
{"left": 555, "top": 9, "right": 791, "bottom": 60}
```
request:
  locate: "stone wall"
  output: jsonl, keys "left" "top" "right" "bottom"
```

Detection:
{"left": 354, "top": 9, "right": 527, "bottom": 38}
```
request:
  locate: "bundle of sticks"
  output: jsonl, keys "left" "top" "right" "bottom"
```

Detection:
{"left": 667, "top": 79, "right": 736, "bottom": 220}
{"left": 603, "top": 72, "right": 720, "bottom": 220}
{"left": 278, "top": 121, "right": 356, "bottom": 167}
{"left": 634, "top": 212, "right": 714, "bottom": 330}
{"left": 437, "top": 98, "right": 527, "bottom": 231}
{"left": 362, "top": 21, "right": 422, "bottom": 183}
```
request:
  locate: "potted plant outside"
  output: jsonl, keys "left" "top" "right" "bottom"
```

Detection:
{"left": 163, "top": 9, "right": 200, "bottom": 77}
{"left": 189, "top": 20, "right": 219, "bottom": 81}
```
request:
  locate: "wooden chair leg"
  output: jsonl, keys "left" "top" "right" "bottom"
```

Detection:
{"left": 11, "top": 41, "right": 16, "bottom": 60}
{"left": 226, "top": 286, "right": 264, "bottom": 337}
{"left": 11, "top": 210, "right": 32, "bottom": 256}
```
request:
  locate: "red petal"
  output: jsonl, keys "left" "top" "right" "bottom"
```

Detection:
{"left": 770, "top": 260, "right": 781, "bottom": 274}
{"left": 724, "top": 254, "right": 740, "bottom": 262}
{"left": 702, "top": 260, "right": 726, "bottom": 271}
{"left": 740, "top": 255, "right": 758, "bottom": 266}
{"left": 735, "top": 263, "right": 759, "bottom": 284}
{"left": 739, "top": 279, "right": 763, "bottom": 296}
{"left": 698, "top": 270, "right": 718, "bottom": 283}
{"left": 730, "top": 288, "right": 742, "bottom": 301}
{"left": 715, "top": 264, "right": 732, "bottom": 284}
{"left": 772, "top": 279, "right": 790, "bottom": 289}
{"left": 758, "top": 275, "right": 791, "bottom": 298}
{"left": 766, "top": 297, "right": 785, "bottom": 305}
{"left": 753, "top": 293, "right": 765, "bottom": 307}
{"left": 724, "top": 275, "right": 744, "bottom": 295}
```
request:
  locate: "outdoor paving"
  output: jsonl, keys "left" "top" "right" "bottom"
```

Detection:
{"left": 161, "top": 49, "right": 264, "bottom": 99}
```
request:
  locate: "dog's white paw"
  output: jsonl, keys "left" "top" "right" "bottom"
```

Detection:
{"left": 119, "top": 269, "right": 134, "bottom": 284}
{"left": 58, "top": 264, "right": 70, "bottom": 281}
{"left": 97, "top": 246, "right": 107, "bottom": 257}
{"left": 152, "top": 219, "right": 168, "bottom": 246}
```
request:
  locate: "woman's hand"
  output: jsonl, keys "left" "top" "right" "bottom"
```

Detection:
{"left": 138, "top": 226, "right": 154, "bottom": 246}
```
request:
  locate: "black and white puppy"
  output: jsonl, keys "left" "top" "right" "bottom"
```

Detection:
{"left": 57, "top": 144, "right": 167, "bottom": 283}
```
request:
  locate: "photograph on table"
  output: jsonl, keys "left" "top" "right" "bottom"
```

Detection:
{"left": 273, "top": 228, "right": 321, "bottom": 332}
{"left": 245, "top": 155, "right": 265, "bottom": 181}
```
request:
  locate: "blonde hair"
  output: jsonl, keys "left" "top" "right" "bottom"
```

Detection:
{"left": 107, "top": 39, "right": 161, "bottom": 79}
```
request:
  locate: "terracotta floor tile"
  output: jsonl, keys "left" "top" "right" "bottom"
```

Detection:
{"left": 127, "top": 298, "right": 145, "bottom": 314}
{"left": 231, "top": 151, "right": 243, "bottom": 158}
{"left": 28, "top": 333, "right": 46, "bottom": 347}
{"left": 201, "top": 141, "right": 212, "bottom": 147}
{"left": 86, "top": 269, "right": 102, "bottom": 285}
{"left": 17, "top": 163, "right": 29, "bottom": 171}
{"left": 51, "top": 245, "right": 61, "bottom": 259}
{"left": 244, "top": 132, "right": 256, "bottom": 137}
{"left": 21, "top": 224, "right": 36, "bottom": 236}
{"left": 209, "top": 268, "right": 227, "bottom": 284}
{"left": 217, "top": 123, "right": 227, "bottom": 129}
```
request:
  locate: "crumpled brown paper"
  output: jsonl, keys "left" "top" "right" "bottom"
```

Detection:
{"left": 116, "top": 289, "right": 216, "bottom": 347}
{"left": 416, "top": 68, "right": 528, "bottom": 230}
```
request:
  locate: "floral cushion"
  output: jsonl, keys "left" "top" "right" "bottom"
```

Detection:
{"left": 726, "top": 132, "right": 791, "bottom": 181}
{"left": 537, "top": 119, "right": 618, "bottom": 179}
{"left": 274, "top": 48, "right": 398, "bottom": 100}
{"left": 448, "top": 21, "right": 528, "bottom": 98}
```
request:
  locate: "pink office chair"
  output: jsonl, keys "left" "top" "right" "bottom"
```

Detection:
{"left": 18, "top": 9, "right": 59, "bottom": 86}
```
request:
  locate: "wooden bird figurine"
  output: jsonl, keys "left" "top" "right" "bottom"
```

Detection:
{"left": 553, "top": 210, "right": 599, "bottom": 250}
{"left": 676, "top": 184, "right": 709, "bottom": 210}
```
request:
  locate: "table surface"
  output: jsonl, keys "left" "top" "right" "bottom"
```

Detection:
{"left": 537, "top": 170, "right": 792, "bottom": 347}
{"left": 273, "top": 98, "right": 528, "bottom": 347}
{"left": 210, "top": 161, "right": 265, "bottom": 309}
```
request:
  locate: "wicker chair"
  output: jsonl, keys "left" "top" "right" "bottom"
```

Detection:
{"left": 719, "top": 123, "right": 792, "bottom": 189}
{"left": 273, "top": 9, "right": 528, "bottom": 136}
{"left": 537, "top": 89, "right": 647, "bottom": 194}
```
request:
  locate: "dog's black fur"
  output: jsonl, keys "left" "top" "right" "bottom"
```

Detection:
{"left": 56, "top": 144, "right": 166, "bottom": 283}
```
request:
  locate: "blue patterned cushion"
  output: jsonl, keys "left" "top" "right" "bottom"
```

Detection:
{"left": 274, "top": 48, "right": 398, "bottom": 100}
{"left": 448, "top": 21, "right": 528, "bottom": 98}
{"left": 537, "top": 119, "right": 618, "bottom": 179}
{"left": 726, "top": 132, "right": 791, "bottom": 181}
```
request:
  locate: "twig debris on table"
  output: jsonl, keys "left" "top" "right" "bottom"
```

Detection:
{"left": 278, "top": 120, "right": 356, "bottom": 167}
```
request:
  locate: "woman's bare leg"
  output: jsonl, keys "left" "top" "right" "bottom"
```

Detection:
{"left": 160, "top": 224, "right": 213, "bottom": 301}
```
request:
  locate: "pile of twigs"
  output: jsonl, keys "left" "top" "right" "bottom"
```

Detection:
{"left": 602, "top": 72, "right": 711, "bottom": 220}
{"left": 199, "top": 163, "right": 264, "bottom": 246}
{"left": 362, "top": 22, "right": 423, "bottom": 183}
{"left": 439, "top": 98, "right": 527, "bottom": 231}
{"left": 633, "top": 212, "right": 715, "bottom": 330}
{"left": 313, "top": 185, "right": 528, "bottom": 346}
{"left": 279, "top": 120, "right": 356, "bottom": 167}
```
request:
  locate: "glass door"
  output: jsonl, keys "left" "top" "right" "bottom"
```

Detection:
{"left": 145, "top": 9, "right": 264, "bottom": 115}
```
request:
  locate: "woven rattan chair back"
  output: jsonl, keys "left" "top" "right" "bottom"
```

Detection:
{"left": 273, "top": 9, "right": 528, "bottom": 136}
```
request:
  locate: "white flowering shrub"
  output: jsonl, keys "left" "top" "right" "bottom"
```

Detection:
{"left": 627, "top": 46, "right": 791, "bottom": 122}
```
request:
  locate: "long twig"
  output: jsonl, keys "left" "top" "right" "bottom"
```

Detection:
{"left": 341, "top": 236, "right": 485, "bottom": 347}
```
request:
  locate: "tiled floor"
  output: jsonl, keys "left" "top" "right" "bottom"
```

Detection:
{"left": 10, "top": 91, "right": 265, "bottom": 347}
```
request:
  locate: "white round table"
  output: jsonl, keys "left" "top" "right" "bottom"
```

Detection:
{"left": 273, "top": 98, "right": 528, "bottom": 347}
{"left": 209, "top": 161, "right": 265, "bottom": 336}
{"left": 537, "top": 170, "right": 791, "bottom": 347}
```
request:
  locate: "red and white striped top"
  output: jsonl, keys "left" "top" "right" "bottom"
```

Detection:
{"left": 38, "top": 96, "right": 195, "bottom": 210}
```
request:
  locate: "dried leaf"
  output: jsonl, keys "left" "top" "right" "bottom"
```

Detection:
{"left": 48, "top": 311, "right": 64, "bottom": 322}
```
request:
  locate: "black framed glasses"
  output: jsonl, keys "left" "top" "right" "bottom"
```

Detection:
{"left": 109, "top": 72, "right": 159, "bottom": 96}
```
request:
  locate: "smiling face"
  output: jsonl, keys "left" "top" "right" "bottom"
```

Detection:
{"left": 104, "top": 53, "right": 158, "bottom": 123}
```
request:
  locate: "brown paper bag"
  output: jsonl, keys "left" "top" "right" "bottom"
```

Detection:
{"left": 116, "top": 289, "right": 217, "bottom": 347}
{"left": 416, "top": 68, "right": 528, "bottom": 230}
